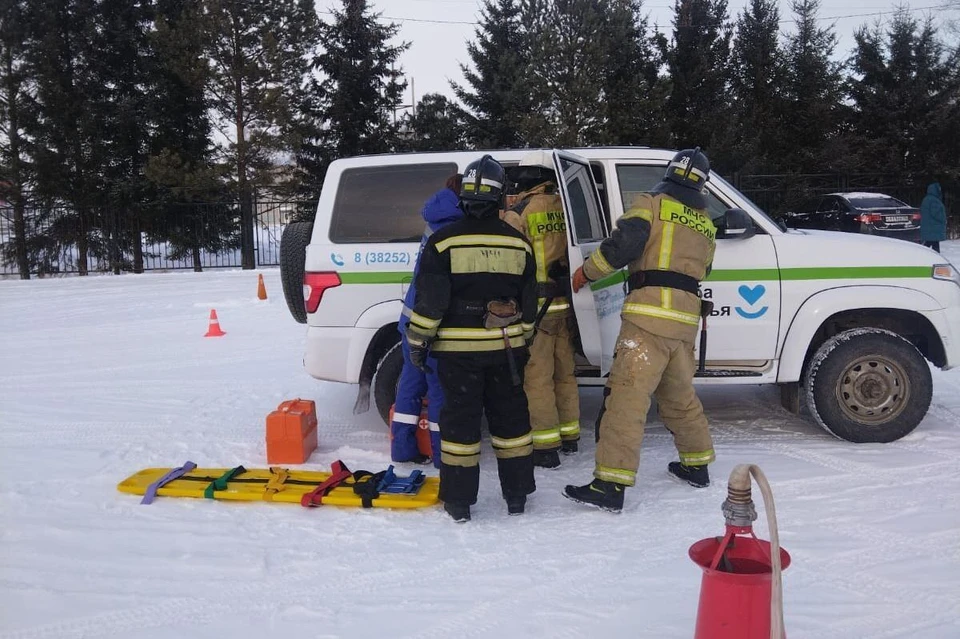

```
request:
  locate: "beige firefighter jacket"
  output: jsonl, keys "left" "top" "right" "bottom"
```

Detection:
{"left": 582, "top": 192, "right": 716, "bottom": 342}
{"left": 502, "top": 182, "right": 571, "bottom": 318}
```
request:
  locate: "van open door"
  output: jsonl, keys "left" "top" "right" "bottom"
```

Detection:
{"left": 552, "top": 151, "right": 622, "bottom": 376}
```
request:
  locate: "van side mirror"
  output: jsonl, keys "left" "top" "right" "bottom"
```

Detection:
{"left": 718, "top": 208, "right": 756, "bottom": 240}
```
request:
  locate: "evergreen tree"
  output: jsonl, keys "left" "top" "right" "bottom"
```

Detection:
{"left": 779, "top": 0, "right": 844, "bottom": 173}
{"left": 298, "top": 0, "right": 407, "bottom": 195}
{"left": 727, "top": 0, "right": 785, "bottom": 173}
{"left": 28, "top": 0, "right": 107, "bottom": 275}
{"left": 146, "top": 0, "right": 229, "bottom": 272}
{"left": 847, "top": 10, "right": 960, "bottom": 178}
{"left": 0, "top": 0, "right": 36, "bottom": 278}
{"left": 662, "top": 0, "right": 732, "bottom": 166}
{"left": 599, "top": 0, "right": 668, "bottom": 147}
{"left": 203, "top": 0, "right": 318, "bottom": 268}
{"left": 452, "top": 0, "right": 534, "bottom": 148}
{"left": 402, "top": 93, "right": 468, "bottom": 152}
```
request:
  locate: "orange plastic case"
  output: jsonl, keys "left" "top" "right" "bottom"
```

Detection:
{"left": 387, "top": 403, "right": 433, "bottom": 457}
{"left": 266, "top": 399, "right": 318, "bottom": 464}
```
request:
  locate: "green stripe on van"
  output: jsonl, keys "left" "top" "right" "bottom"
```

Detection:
{"left": 338, "top": 265, "right": 931, "bottom": 288}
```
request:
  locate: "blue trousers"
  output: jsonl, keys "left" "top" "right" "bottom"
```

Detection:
{"left": 392, "top": 337, "right": 443, "bottom": 467}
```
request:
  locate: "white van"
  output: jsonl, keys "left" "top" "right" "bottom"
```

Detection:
{"left": 279, "top": 148, "right": 960, "bottom": 444}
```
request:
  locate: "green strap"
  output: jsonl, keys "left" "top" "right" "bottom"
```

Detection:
{"left": 204, "top": 465, "right": 246, "bottom": 499}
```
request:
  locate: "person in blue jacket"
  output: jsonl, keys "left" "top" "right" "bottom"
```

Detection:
{"left": 920, "top": 182, "right": 947, "bottom": 253}
{"left": 392, "top": 174, "right": 464, "bottom": 467}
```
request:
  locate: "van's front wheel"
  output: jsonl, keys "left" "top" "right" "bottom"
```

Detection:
{"left": 804, "top": 328, "right": 932, "bottom": 443}
{"left": 373, "top": 342, "right": 404, "bottom": 426}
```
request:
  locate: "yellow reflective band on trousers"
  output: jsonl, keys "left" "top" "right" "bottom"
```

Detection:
{"left": 622, "top": 303, "right": 700, "bottom": 326}
{"left": 539, "top": 298, "right": 571, "bottom": 314}
{"left": 679, "top": 449, "right": 716, "bottom": 466}
{"left": 558, "top": 421, "right": 580, "bottom": 438}
{"left": 450, "top": 246, "right": 527, "bottom": 275}
{"left": 490, "top": 433, "right": 534, "bottom": 459}
{"left": 659, "top": 199, "right": 716, "bottom": 241}
{"left": 594, "top": 465, "right": 636, "bottom": 486}
{"left": 531, "top": 427, "right": 561, "bottom": 448}
{"left": 436, "top": 234, "right": 532, "bottom": 254}
{"left": 440, "top": 440, "right": 482, "bottom": 468}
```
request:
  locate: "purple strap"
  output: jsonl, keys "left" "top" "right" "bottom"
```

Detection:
{"left": 140, "top": 461, "right": 197, "bottom": 505}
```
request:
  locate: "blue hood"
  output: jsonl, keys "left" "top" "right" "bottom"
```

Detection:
{"left": 421, "top": 188, "right": 463, "bottom": 232}
{"left": 927, "top": 183, "right": 942, "bottom": 199}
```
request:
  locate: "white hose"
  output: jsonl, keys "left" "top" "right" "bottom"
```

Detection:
{"left": 728, "top": 464, "right": 784, "bottom": 639}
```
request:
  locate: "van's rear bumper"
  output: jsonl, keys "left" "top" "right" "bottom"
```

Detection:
{"left": 304, "top": 326, "right": 375, "bottom": 383}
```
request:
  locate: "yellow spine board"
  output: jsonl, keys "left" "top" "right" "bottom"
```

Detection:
{"left": 118, "top": 467, "right": 440, "bottom": 509}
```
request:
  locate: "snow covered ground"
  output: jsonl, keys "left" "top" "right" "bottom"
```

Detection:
{"left": 2, "top": 243, "right": 959, "bottom": 639}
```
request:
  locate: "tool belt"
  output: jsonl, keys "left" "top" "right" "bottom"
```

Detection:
{"left": 628, "top": 270, "right": 700, "bottom": 296}
{"left": 537, "top": 280, "right": 570, "bottom": 299}
{"left": 450, "top": 298, "right": 522, "bottom": 327}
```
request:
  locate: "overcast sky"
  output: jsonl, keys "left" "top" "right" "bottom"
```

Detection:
{"left": 316, "top": 0, "right": 959, "bottom": 113}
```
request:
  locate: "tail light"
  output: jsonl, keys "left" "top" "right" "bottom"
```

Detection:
{"left": 303, "top": 272, "right": 341, "bottom": 314}
{"left": 855, "top": 213, "right": 882, "bottom": 224}
{"left": 911, "top": 213, "right": 921, "bottom": 222}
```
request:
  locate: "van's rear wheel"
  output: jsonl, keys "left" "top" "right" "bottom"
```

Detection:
{"left": 804, "top": 328, "right": 931, "bottom": 443}
{"left": 373, "top": 342, "right": 404, "bottom": 426}
{"left": 280, "top": 221, "right": 313, "bottom": 324}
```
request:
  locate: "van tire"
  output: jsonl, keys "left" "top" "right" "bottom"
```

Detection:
{"left": 373, "top": 342, "right": 404, "bottom": 426}
{"left": 280, "top": 221, "right": 313, "bottom": 324}
{"left": 803, "top": 328, "right": 931, "bottom": 443}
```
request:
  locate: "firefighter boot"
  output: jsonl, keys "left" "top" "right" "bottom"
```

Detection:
{"left": 533, "top": 449, "right": 561, "bottom": 469}
{"left": 444, "top": 502, "right": 471, "bottom": 523}
{"left": 506, "top": 495, "right": 526, "bottom": 516}
{"left": 561, "top": 440, "right": 578, "bottom": 455}
{"left": 562, "top": 479, "right": 624, "bottom": 513}
{"left": 668, "top": 461, "right": 710, "bottom": 488}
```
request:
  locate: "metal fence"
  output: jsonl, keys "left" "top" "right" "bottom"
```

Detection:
{"left": 0, "top": 198, "right": 315, "bottom": 276}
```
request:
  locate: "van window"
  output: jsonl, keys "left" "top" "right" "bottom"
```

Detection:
{"left": 330, "top": 163, "right": 458, "bottom": 243}
{"left": 560, "top": 157, "right": 605, "bottom": 243}
{"left": 615, "top": 164, "right": 729, "bottom": 221}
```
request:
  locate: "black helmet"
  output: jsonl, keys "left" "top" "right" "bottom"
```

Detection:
{"left": 651, "top": 147, "right": 711, "bottom": 209}
{"left": 460, "top": 154, "right": 506, "bottom": 217}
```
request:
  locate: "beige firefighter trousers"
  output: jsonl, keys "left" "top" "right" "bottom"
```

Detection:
{"left": 594, "top": 321, "right": 714, "bottom": 486}
{"left": 524, "top": 315, "right": 580, "bottom": 450}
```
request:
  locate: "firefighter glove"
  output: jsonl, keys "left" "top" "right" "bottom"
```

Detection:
{"left": 408, "top": 337, "right": 433, "bottom": 373}
{"left": 572, "top": 265, "right": 590, "bottom": 293}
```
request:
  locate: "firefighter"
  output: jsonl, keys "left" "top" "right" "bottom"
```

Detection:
{"left": 502, "top": 152, "right": 580, "bottom": 469}
{"left": 406, "top": 155, "right": 538, "bottom": 523}
{"left": 563, "top": 148, "right": 717, "bottom": 513}
{"left": 392, "top": 174, "right": 464, "bottom": 467}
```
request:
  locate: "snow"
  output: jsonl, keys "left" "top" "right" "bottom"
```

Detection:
{"left": 2, "top": 244, "right": 960, "bottom": 638}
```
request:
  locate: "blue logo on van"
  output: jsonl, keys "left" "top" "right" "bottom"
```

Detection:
{"left": 735, "top": 284, "right": 768, "bottom": 319}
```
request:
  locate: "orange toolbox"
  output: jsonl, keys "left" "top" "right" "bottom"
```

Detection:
{"left": 266, "top": 399, "right": 318, "bottom": 464}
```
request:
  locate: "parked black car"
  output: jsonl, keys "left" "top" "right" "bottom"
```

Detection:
{"left": 784, "top": 192, "right": 921, "bottom": 242}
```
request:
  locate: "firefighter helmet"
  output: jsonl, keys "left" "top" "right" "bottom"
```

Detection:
{"left": 651, "top": 147, "right": 711, "bottom": 210}
{"left": 460, "top": 154, "right": 506, "bottom": 217}
{"left": 511, "top": 150, "right": 556, "bottom": 188}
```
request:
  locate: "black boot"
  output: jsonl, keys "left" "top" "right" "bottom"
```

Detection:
{"left": 562, "top": 479, "right": 624, "bottom": 513}
{"left": 561, "top": 440, "right": 579, "bottom": 455}
{"left": 505, "top": 495, "right": 526, "bottom": 516}
{"left": 444, "top": 502, "right": 471, "bottom": 523}
{"left": 533, "top": 449, "right": 561, "bottom": 469}
{"left": 668, "top": 462, "right": 710, "bottom": 488}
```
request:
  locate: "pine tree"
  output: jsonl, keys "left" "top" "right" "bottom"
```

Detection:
{"left": 402, "top": 93, "right": 467, "bottom": 152}
{"left": 599, "top": 0, "right": 668, "bottom": 147}
{"left": 847, "top": 10, "right": 960, "bottom": 178}
{"left": 28, "top": 0, "right": 107, "bottom": 275}
{"left": 146, "top": 0, "right": 228, "bottom": 272}
{"left": 662, "top": 0, "right": 733, "bottom": 165}
{"left": 452, "top": 0, "right": 534, "bottom": 148}
{"left": 203, "top": 0, "right": 318, "bottom": 268}
{"left": 0, "top": 0, "right": 35, "bottom": 278}
{"left": 298, "top": 0, "right": 408, "bottom": 195}
{"left": 727, "top": 0, "right": 785, "bottom": 173}
{"left": 779, "top": 0, "right": 844, "bottom": 173}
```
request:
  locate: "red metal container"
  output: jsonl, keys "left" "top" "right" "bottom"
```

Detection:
{"left": 689, "top": 531, "right": 791, "bottom": 639}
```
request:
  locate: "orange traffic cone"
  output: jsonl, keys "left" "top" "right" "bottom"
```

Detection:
{"left": 257, "top": 273, "right": 267, "bottom": 300}
{"left": 204, "top": 309, "right": 226, "bottom": 337}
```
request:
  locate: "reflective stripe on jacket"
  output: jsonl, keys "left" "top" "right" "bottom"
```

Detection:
{"left": 583, "top": 193, "right": 716, "bottom": 342}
